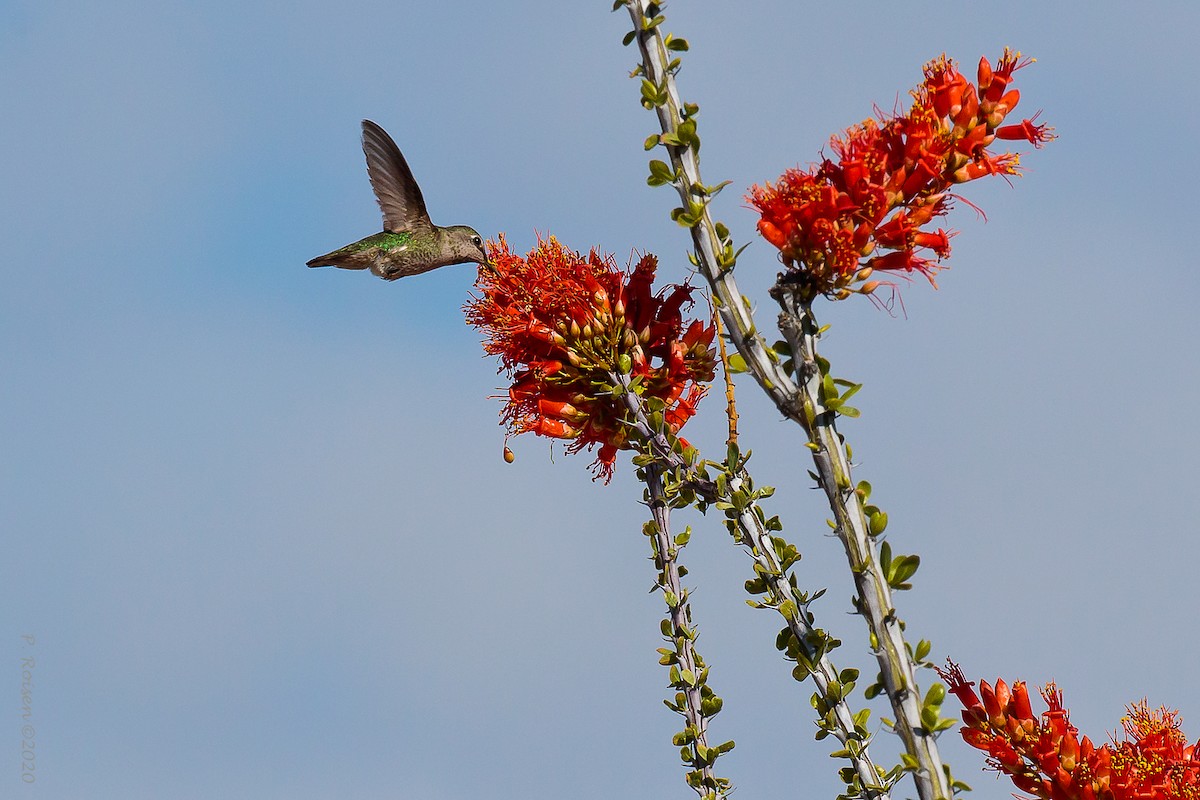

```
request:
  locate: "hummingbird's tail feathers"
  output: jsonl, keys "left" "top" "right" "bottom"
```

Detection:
{"left": 306, "top": 252, "right": 369, "bottom": 270}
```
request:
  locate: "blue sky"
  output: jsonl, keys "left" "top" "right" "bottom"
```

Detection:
{"left": 4, "top": 1, "right": 1199, "bottom": 798}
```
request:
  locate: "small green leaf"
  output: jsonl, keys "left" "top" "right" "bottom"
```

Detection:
{"left": 695, "top": 180, "right": 731, "bottom": 197}
{"left": 727, "top": 352, "right": 747, "bottom": 373}
{"left": 640, "top": 79, "right": 659, "bottom": 105}
{"left": 643, "top": 134, "right": 659, "bottom": 151}
{"left": 821, "top": 373, "right": 837, "bottom": 402}
{"left": 891, "top": 554, "right": 921, "bottom": 586}
{"left": 622, "top": 29, "right": 637, "bottom": 46}
{"left": 664, "top": 35, "right": 690, "bottom": 51}
{"left": 677, "top": 119, "right": 698, "bottom": 148}
{"left": 647, "top": 159, "right": 674, "bottom": 186}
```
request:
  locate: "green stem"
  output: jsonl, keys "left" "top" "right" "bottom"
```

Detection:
{"left": 617, "top": 3, "right": 950, "bottom": 797}
{"left": 613, "top": 372, "right": 893, "bottom": 800}
{"left": 775, "top": 292, "right": 949, "bottom": 800}
{"left": 643, "top": 461, "right": 734, "bottom": 800}
{"left": 622, "top": 1, "right": 802, "bottom": 421}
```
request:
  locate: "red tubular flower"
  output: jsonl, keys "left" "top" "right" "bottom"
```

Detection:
{"left": 938, "top": 661, "right": 1200, "bottom": 800}
{"left": 997, "top": 110, "right": 1056, "bottom": 149}
{"left": 464, "top": 234, "right": 716, "bottom": 482}
{"left": 749, "top": 49, "right": 1055, "bottom": 299}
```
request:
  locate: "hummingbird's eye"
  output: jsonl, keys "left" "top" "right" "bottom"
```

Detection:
{"left": 472, "top": 235, "right": 482, "bottom": 247}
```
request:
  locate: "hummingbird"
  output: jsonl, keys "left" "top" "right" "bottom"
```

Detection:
{"left": 306, "top": 119, "right": 489, "bottom": 280}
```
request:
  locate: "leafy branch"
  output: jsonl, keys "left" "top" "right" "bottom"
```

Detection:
{"left": 614, "top": 3, "right": 955, "bottom": 798}
{"left": 614, "top": 371, "right": 897, "bottom": 800}
{"left": 643, "top": 459, "right": 735, "bottom": 800}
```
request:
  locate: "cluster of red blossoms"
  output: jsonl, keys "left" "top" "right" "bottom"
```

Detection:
{"left": 749, "top": 49, "right": 1055, "bottom": 298}
{"left": 938, "top": 662, "right": 1200, "bottom": 800}
{"left": 464, "top": 234, "right": 716, "bottom": 481}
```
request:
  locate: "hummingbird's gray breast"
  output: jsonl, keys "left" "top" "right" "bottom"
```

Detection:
{"left": 372, "top": 229, "right": 446, "bottom": 280}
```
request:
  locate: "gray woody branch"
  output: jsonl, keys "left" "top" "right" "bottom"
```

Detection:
{"left": 619, "top": 3, "right": 950, "bottom": 799}
{"left": 776, "top": 291, "right": 950, "bottom": 800}
{"left": 613, "top": 371, "right": 893, "bottom": 800}
{"left": 643, "top": 461, "right": 734, "bottom": 800}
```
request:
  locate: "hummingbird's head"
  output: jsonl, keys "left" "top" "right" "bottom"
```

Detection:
{"left": 446, "top": 226, "right": 491, "bottom": 267}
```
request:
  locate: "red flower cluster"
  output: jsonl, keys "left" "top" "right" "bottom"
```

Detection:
{"left": 938, "top": 662, "right": 1200, "bottom": 800}
{"left": 464, "top": 234, "right": 716, "bottom": 481}
{"left": 749, "top": 49, "right": 1054, "bottom": 298}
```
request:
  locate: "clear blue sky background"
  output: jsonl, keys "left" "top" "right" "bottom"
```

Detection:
{"left": 4, "top": 1, "right": 1199, "bottom": 798}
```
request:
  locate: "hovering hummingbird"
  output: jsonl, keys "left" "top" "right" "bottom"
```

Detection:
{"left": 307, "top": 120, "right": 489, "bottom": 280}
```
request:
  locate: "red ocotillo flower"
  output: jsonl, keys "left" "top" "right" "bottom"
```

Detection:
{"left": 937, "top": 661, "right": 1200, "bottom": 800}
{"left": 749, "top": 49, "right": 1054, "bottom": 299}
{"left": 464, "top": 234, "right": 716, "bottom": 481}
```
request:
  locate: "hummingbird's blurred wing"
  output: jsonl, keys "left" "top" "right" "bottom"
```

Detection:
{"left": 361, "top": 119, "right": 433, "bottom": 234}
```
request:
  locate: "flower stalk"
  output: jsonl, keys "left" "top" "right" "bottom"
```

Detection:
{"left": 643, "top": 459, "right": 735, "bottom": 800}
{"left": 618, "top": 0, "right": 803, "bottom": 421}
{"left": 615, "top": 370, "right": 895, "bottom": 800}
{"left": 775, "top": 289, "right": 952, "bottom": 798}
{"left": 617, "top": 3, "right": 951, "bottom": 797}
